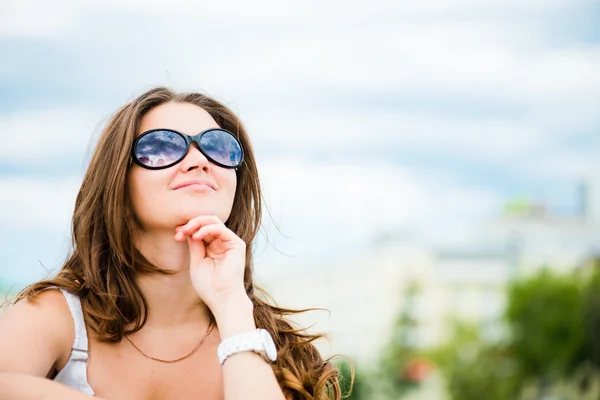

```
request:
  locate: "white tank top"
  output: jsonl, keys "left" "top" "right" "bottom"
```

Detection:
{"left": 53, "top": 289, "right": 95, "bottom": 395}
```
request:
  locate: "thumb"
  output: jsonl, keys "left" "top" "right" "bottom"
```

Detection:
{"left": 187, "top": 236, "right": 206, "bottom": 267}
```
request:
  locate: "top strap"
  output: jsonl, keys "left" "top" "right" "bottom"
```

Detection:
{"left": 59, "top": 288, "right": 89, "bottom": 359}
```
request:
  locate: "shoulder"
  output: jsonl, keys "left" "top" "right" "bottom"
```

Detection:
{"left": 10, "top": 288, "right": 73, "bottom": 325}
{"left": 7, "top": 288, "right": 75, "bottom": 344}
{"left": 0, "top": 288, "right": 75, "bottom": 374}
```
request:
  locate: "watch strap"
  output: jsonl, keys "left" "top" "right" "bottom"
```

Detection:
{"left": 217, "top": 329, "right": 268, "bottom": 366}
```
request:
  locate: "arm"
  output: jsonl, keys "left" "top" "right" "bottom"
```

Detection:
{"left": 0, "top": 373, "right": 101, "bottom": 400}
{"left": 176, "top": 215, "right": 286, "bottom": 400}
{"left": 0, "top": 289, "right": 76, "bottom": 399}
{"left": 214, "top": 296, "right": 285, "bottom": 400}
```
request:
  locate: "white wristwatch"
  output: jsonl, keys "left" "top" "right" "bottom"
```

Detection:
{"left": 217, "top": 329, "right": 277, "bottom": 366}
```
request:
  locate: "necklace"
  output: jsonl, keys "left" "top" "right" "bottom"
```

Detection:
{"left": 125, "top": 323, "right": 214, "bottom": 363}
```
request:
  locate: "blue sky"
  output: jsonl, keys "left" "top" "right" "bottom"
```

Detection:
{"left": 1, "top": 0, "right": 600, "bottom": 289}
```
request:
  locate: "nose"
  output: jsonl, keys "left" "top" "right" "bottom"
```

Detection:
{"left": 179, "top": 143, "right": 211, "bottom": 173}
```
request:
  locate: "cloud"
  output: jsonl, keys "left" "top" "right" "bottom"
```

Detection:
{"left": 2, "top": 0, "right": 595, "bottom": 40}
{"left": 0, "top": 108, "right": 102, "bottom": 164}
{"left": 2, "top": 0, "right": 599, "bottom": 118}
{"left": 0, "top": 1, "right": 83, "bottom": 38}
{"left": 256, "top": 158, "right": 502, "bottom": 260}
{"left": 0, "top": 176, "right": 80, "bottom": 230}
{"left": 3, "top": 0, "right": 599, "bottom": 125}
{"left": 3, "top": 0, "right": 599, "bottom": 98}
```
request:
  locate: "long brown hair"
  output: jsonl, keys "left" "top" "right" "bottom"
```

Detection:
{"left": 15, "top": 87, "right": 346, "bottom": 399}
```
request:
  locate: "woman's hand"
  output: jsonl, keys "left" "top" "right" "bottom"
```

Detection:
{"left": 174, "top": 215, "right": 251, "bottom": 319}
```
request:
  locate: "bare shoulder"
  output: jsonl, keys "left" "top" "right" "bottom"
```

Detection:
{"left": 4, "top": 288, "right": 73, "bottom": 325}
{"left": 0, "top": 288, "right": 74, "bottom": 376}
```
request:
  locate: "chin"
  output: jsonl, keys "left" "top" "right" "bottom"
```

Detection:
{"left": 177, "top": 208, "right": 228, "bottom": 222}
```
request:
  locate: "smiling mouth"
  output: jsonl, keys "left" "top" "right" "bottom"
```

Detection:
{"left": 173, "top": 179, "right": 217, "bottom": 190}
{"left": 176, "top": 182, "right": 215, "bottom": 191}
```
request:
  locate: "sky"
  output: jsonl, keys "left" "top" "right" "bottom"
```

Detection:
{"left": 1, "top": 0, "right": 600, "bottom": 289}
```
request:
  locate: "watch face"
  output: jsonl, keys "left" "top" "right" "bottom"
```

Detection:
{"left": 261, "top": 329, "right": 278, "bottom": 361}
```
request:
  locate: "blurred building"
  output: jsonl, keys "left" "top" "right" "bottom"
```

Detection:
{"left": 260, "top": 239, "right": 424, "bottom": 366}
{"left": 261, "top": 179, "right": 600, "bottom": 367}
{"left": 261, "top": 239, "right": 510, "bottom": 366}
{"left": 477, "top": 182, "right": 600, "bottom": 277}
{"left": 579, "top": 178, "right": 600, "bottom": 222}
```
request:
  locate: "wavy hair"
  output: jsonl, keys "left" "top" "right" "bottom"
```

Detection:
{"left": 15, "top": 87, "right": 347, "bottom": 399}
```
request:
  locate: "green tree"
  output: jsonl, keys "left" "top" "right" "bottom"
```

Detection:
{"left": 579, "top": 260, "right": 600, "bottom": 395}
{"left": 505, "top": 269, "right": 586, "bottom": 398}
{"left": 430, "top": 321, "right": 520, "bottom": 400}
{"left": 379, "top": 280, "right": 423, "bottom": 396}
{"left": 582, "top": 261, "right": 600, "bottom": 369}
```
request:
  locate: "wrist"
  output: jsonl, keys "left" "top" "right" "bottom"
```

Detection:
{"left": 213, "top": 294, "right": 256, "bottom": 339}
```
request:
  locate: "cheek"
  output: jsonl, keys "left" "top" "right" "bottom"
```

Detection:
{"left": 221, "top": 170, "right": 238, "bottom": 199}
{"left": 220, "top": 171, "right": 238, "bottom": 223}
{"left": 127, "top": 169, "right": 167, "bottom": 223}
{"left": 127, "top": 171, "right": 146, "bottom": 221}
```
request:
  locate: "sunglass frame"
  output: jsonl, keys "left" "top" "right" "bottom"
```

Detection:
{"left": 131, "top": 128, "right": 244, "bottom": 170}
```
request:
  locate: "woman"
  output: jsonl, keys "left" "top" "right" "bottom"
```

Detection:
{"left": 0, "top": 87, "right": 345, "bottom": 399}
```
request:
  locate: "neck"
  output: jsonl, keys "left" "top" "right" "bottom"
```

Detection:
{"left": 133, "top": 228, "right": 212, "bottom": 330}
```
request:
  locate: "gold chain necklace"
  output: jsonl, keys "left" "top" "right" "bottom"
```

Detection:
{"left": 125, "top": 323, "right": 214, "bottom": 363}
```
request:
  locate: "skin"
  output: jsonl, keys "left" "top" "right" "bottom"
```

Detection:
{"left": 0, "top": 102, "right": 286, "bottom": 400}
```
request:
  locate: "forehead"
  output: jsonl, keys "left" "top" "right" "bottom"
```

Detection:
{"left": 138, "top": 102, "right": 220, "bottom": 136}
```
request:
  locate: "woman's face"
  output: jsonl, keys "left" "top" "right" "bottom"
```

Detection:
{"left": 127, "top": 102, "right": 237, "bottom": 231}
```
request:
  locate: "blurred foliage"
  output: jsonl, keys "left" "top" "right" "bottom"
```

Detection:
{"left": 582, "top": 260, "right": 600, "bottom": 372}
{"left": 379, "top": 261, "right": 600, "bottom": 400}
{"left": 504, "top": 198, "right": 547, "bottom": 218}
{"left": 379, "top": 281, "right": 424, "bottom": 397}
{"left": 429, "top": 321, "right": 521, "bottom": 400}
{"left": 505, "top": 268, "right": 587, "bottom": 394}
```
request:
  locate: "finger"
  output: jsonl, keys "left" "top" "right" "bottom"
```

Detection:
{"left": 191, "top": 224, "right": 243, "bottom": 246}
{"left": 186, "top": 234, "right": 206, "bottom": 267}
{"left": 174, "top": 227, "right": 190, "bottom": 242}
{"left": 201, "top": 234, "right": 217, "bottom": 245}
{"left": 177, "top": 217, "right": 223, "bottom": 240}
{"left": 175, "top": 227, "right": 218, "bottom": 243}
{"left": 179, "top": 215, "right": 223, "bottom": 234}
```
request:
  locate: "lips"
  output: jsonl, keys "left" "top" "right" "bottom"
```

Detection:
{"left": 172, "top": 179, "right": 217, "bottom": 190}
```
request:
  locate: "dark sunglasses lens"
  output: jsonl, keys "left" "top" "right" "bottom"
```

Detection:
{"left": 199, "top": 130, "right": 243, "bottom": 167}
{"left": 135, "top": 130, "right": 187, "bottom": 168}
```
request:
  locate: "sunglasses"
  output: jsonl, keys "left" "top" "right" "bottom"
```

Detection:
{"left": 131, "top": 128, "right": 244, "bottom": 170}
